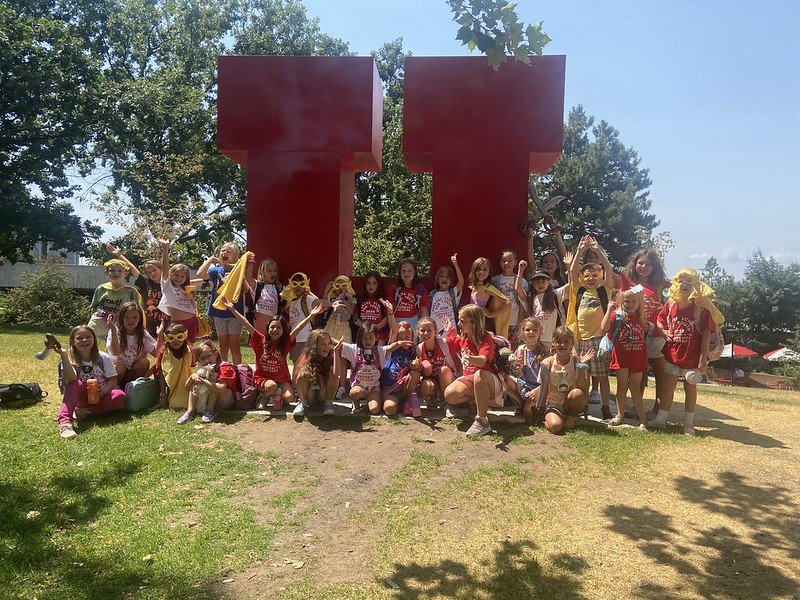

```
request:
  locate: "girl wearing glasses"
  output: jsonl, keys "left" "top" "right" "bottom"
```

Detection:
{"left": 154, "top": 323, "right": 193, "bottom": 410}
{"left": 44, "top": 326, "right": 126, "bottom": 440}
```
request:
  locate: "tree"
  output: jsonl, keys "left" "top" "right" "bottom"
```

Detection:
{"left": 0, "top": 0, "right": 103, "bottom": 261}
{"left": 353, "top": 39, "right": 433, "bottom": 276}
{"left": 448, "top": 0, "right": 551, "bottom": 69}
{"left": 534, "top": 106, "right": 658, "bottom": 268}
{"left": 85, "top": 0, "right": 350, "bottom": 266}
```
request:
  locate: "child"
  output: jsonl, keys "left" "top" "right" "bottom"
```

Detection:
{"left": 87, "top": 258, "right": 142, "bottom": 340}
{"left": 535, "top": 326, "right": 595, "bottom": 434}
{"left": 355, "top": 270, "right": 389, "bottom": 345}
{"left": 524, "top": 216, "right": 568, "bottom": 287}
{"left": 380, "top": 320, "right": 421, "bottom": 417}
{"left": 339, "top": 300, "right": 408, "bottom": 414}
{"left": 651, "top": 269, "right": 724, "bottom": 436}
{"left": 505, "top": 317, "right": 547, "bottom": 419}
{"left": 292, "top": 329, "right": 341, "bottom": 417}
{"left": 519, "top": 263, "right": 567, "bottom": 350}
{"left": 566, "top": 236, "right": 615, "bottom": 420}
{"left": 154, "top": 323, "right": 194, "bottom": 410}
{"left": 197, "top": 242, "right": 244, "bottom": 363}
{"left": 429, "top": 253, "right": 465, "bottom": 335}
{"left": 387, "top": 258, "right": 430, "bottom": 340}
{"left": 416, "top": 316, "right": 458, "bottom": 410}
{"left": 107, "top": 301, "right": 157, "bottom": 386}
{"left": 625, "top": 249, "right": 671, "bottom": 413}
{"left": 281, "top": 272, "right": 322, "bottom": 374}
{"left": 106, "top": 243, "right": 167, "bottom": 337}
{"left": 47, "top": 326, "right": 126, "bottom": 439}
{"left": 157, "top": 239, "right": 201, "bottom": 344}
{"left": 222, "top": 296, "right": 324, "bottom": 411}
{"left": 468, "top": 256, "right": 511, "bottom": 337}
{"left": 245, "top": 257, "right": 283, "bottom": 336}
{"left": 491, "top": 250, "right": 528, "bottom": 339}
{"left": 601, "top": 288, "right": 649, "bottom": 430}
{"left": 443, "top": 304, "right": 505, "bottom": 437}
{"left": 177, "top": 341, "right": 234, "bottom": 424}
{"left": 323, "top": 275, "right": 357, "bottom": 400}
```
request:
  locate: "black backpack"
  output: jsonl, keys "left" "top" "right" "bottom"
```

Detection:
{"left": 0, "top": 383, "right": 46, "bottom": 409}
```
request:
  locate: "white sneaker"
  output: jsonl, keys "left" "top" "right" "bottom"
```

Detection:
{"left": 466, "top": 417, "right": 492, "bottom": 437}
{"left": 323, "top": 402, "right": 335, "bottom": 416}
{"left": 445, "top": 405, "right": 463, "bottom": 418}
{"left": 292, "top": 402, "right": 307, "bottom": 416}
{"left": 59, "top": 424, "right": 77, "bottom": 439}
{"left": 588, "top": 390, "right": 602, "bottom": 404}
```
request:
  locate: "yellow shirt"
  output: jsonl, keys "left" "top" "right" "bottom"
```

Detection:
{"left": 576, "top": 287, "right": 606, "bottom": 340}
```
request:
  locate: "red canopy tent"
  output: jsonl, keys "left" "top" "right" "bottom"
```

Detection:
{"left": 719, "top": 344, "right": 759, "bottom": 358}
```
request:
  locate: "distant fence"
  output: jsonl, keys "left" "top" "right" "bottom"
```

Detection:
{"left": 0, "top": 263, "right": 198, "bottom": 292}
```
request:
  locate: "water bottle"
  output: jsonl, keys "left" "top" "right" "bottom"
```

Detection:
{"left": 86, "top": 379, "right": 99, "bottom": 405}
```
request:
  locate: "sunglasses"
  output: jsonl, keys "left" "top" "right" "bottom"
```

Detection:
{"left": 582, "top": 270, "right": 602, "bottom": 279}
{"left": 165, "top": 332, "right": 188, "bottom": 343}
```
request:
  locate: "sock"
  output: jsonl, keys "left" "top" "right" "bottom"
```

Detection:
{"left": 654, "top": 408, "right": 669, "bottom": 425}
{"left": 684, "top": 411, "right": 695, "bottom": 429}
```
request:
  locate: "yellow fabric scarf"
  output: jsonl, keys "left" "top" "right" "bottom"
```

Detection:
{"left": 280, "top": 272, "right": 312, "bottom": 304}
{"left": 211, "top": 251, "right": 254, "bottom": 311}
{"left": 666, "top": 268, "right": 725, "bottom": 326}
{"left": 327, "top": 275, "right": 356, "bottom": 300}
{"left": 565, "top": 273, "right": 612, "bottom": 339}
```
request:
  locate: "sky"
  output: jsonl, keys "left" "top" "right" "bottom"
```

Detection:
{"left": 295, "top": 0, "right": 800, "bottom": 278}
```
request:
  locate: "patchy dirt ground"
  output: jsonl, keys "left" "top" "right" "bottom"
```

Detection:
{"left": 206, "top": 389, "right": 800, "bottom": 600}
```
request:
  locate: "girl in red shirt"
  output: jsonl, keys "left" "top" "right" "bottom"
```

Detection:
{"left": 416, "top": 316, "right": 458, "bottom": 410}
{"left": 443, "top": 304, "right": 504, "bottom": 437}
{"left": 387, "top": 258, "right": 430, "bottom": 341}
{"left": 601, "top": 288, "right": 649, "bottom": 430}
{"left": 356, "top": 270, "right": 389, "bottom": 345}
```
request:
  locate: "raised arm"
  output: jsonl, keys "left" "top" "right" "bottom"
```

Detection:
{"left": 220, "top": 296, "right": 255, "bottom": 335}
{"left": 592, "top": 240, "right": 619, "bottom": 290}
{"left": 244, "top": 257, "right": 257, "bottom": 299}
{"left": 600, "top": 298, "right": 617, "bottom": 333}
{"left": 380, "top": 299, "right": 397, "bottom": 343}
{"left": 544, "top": 216, "right": 568, "bottom": 260}
{"left": 289, "top": 303, "right": 326, "bottom": 341}
{"left": 195, "top": 255, "right": 218, "bottom": 281}
{"left": 107, "top": 316, "right": 121, "bottom": 355}
{"left": 569, "top": 236, "right": 589, "bottom": 284}
{"left": 159, "top": 239, "right": 171, "bottom": 279}
{"left": 516, "top": 260, "right": 528, "bottom": 305}
{"left": 452, "top": 253, "right": 465, "bottom": 296}
{"left": 106, "top": 243, "right": 141, "bottom": 280}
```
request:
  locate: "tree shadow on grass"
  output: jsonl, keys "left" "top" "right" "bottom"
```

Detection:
{"left": 604, "top": 471, "right": 800, "bottom": 599}
{"left": 386, "top": 539, "right": 587, "bottom": 599}
{"left": 685, "top": 400, "right": 789, "bottom": 449}
{"left": 0, "top": 459, "right": 220, "bottom": 599}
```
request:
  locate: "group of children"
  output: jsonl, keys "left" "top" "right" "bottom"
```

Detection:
{"left": 46, "top": 224, "right": 724, "bottom": 441}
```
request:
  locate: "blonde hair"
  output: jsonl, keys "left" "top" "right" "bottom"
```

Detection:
{"left": 458, "top": 304, "right": 486, "bottom": 347}
{"left": 169, "top": 263, "right": 190, "bottom": 286}
{"left": 194, "top": 341, "right": 219, "bottom": 364}
{"left": 220, "top": 242, "right": 240, "bottom": 258}
{"left": 619, "top": 289, "right": 647, "bottom": 325}
{"left": 257, "top": 258, "right": 279, "bottom": 283}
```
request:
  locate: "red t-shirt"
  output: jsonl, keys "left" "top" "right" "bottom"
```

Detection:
{"left": 641, "top": 282, "right": 669, "bottom": 324}
{"left": 608, "top": 312, "right": 648, "bottom": 372}
{"left": 249, "top": 329, "right": 295, "bottom": 385}
{"left": 388, "top": 284, "right": 430, "bottom": 319}
{"left": 358, "top": 297, "right": 385, "bottom": 325}
{"left": 658, "top": 301, "right": 713, "bottom": 369}
{"left": 448, "top": 332, "right": 495, "bottom": 376}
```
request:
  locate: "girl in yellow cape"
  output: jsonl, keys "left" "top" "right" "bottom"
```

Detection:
{"left": 322, "top": 275, "right": 357, "bottom": 399}
{"left": 280, "top": 273, "right": 322, "bottom": 381}
{"left": 651, "top": 268, "right": 725, "bottom": 436}
{"left": 468, "top": 257, "right": 511, "bottom": 338}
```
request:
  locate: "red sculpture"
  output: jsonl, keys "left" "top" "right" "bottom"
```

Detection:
{"left": 403, "top": 56, "right": 566, "bottom": 274}
{"left": 217, "top": 56, "right": 383, "bottom": 287}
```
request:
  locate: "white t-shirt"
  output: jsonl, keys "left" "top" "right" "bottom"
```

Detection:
{"left": 492, "top": 274, "right": 528, "bottom": 326}
{"left": 59, "top": 351, "right": 118, "bottom": 391}
{"left": 106, "top": 330, "right": 157, "bottom": 368}
{"left": 531, "top": 284, "right": 569, "bottom": 343}
{"left": 429, "top": 288, "right": 462, "bottom": 333}
{"left": 288, "top": 295, "right": 318, "bottom": 342}
{"left": 158, "top": 276, "right": 195, "bottom": 314}
{"left": 254, "top": 283, "right": 279, "bottom": 317}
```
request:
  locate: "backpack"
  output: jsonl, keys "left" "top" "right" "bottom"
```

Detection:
{"left": 245, "top": 281, "right": 285, "bottom": 325}
{"left": 665, "top": 299, "right": 724, "bottom": 362}
{"left": 574, "top": 285, "right": 609, "bottom": 317}
{"left": 219, "top": 361, "right": 258, "bottom": 409}
{"left": 0, "top": 383, "right": 46, "bottom": 409}
{"left": 490, "top": 334, "right": 513, "bottom": 374}
{"left": 598, "top": 313, "right": 625, "bottom": 360}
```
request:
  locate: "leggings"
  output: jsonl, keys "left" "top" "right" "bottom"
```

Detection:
{"left": 58, "top": 380, "right": 126, "bottom": 425}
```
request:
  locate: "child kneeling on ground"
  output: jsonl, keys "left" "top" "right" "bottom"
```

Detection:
{"left": 534, "top": 326, "right": 594, "bottom": 434}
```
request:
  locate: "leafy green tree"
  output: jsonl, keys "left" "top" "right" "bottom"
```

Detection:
{"left": 448, "top": 0, "right": 551, "bottom": 69}
{"left": 353, "top": 39, "right": 433, "bottom": 276}
{"left": 0, "top": 0, "right": 102, "bottom": 261}
{"left": 86, "top": 0, "right": 349, "bottom": 266}
{"left": 700, "top": 257, "right": 738, "bottom": 325}
{"left": 534, "top": 106, "right": 658, "bottom": 268}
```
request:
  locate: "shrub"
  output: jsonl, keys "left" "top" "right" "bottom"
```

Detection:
{"left": 2, "top": 265, "right": 90, "bottom": 328}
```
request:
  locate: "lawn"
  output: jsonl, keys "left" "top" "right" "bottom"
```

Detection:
{"left": 1, "top": 325, "right": 799, "bottom": 599}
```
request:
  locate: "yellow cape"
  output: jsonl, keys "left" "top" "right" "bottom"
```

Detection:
{"left": 280, "top": 272, "right": 312, "bottom": 303}
{"left": 565, "top": 274, "right": 613, "bottom": 339}
{"left": 327, "top": 275, "right": 356, "bottom": 300}
{"left": 471, "top": 283, "right": 511, "bottom": 338}
{"left": 666, "top": 268, "right": 725, "bottom": 326}
{"left": 211, "top": 251, "right": 255, "bottom": 311}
